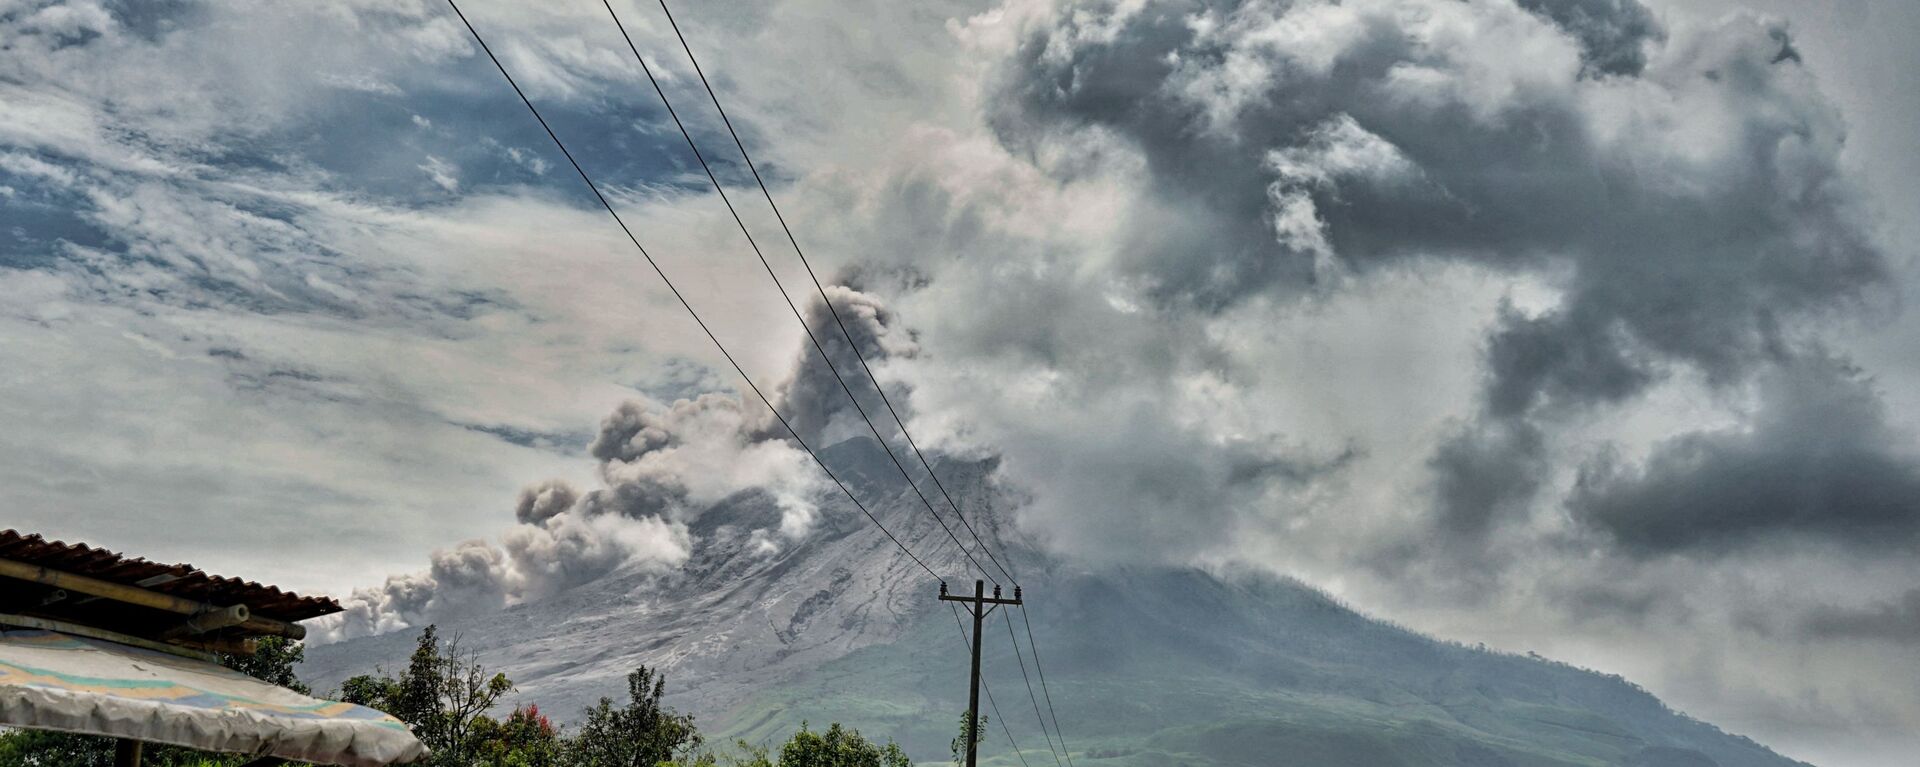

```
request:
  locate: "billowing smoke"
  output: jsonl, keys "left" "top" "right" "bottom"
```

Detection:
{"left": 312, "top": 501, "right": 691, "bottom": 643}
{"left": 918, "top": 0, "right": 1898, "bottom": 562}
{"left": 584, "top": 393, "right": 824, "bottom": 539}
{"left": 312, "top": 288, "right": 907, "bottom": 643}
{"left": 786, "top": 0, "right": 1916, "bottom": 744}
{"left": 774, "top": 284, "right": 921, "bottom": 444}
{"left": 514, "top": 480, "right": 577, "bottom": 525}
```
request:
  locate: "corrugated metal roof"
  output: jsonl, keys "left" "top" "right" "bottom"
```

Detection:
{"left": 0, "top": 530, "right": 341, "bottom": 623}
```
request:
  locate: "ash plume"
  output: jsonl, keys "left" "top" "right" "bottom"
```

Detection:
{"left": 773, "top": 285, "right": 921, "bottom": 445}
{"left": 312, "top": 287, "right": 912, "bottom": 642}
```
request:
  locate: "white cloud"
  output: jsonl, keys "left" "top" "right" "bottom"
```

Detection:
{"left": 418, "top": 155, "right": 461, "bottom": 192}
{"left": 5, "top": 1, "right": 1919, "bottom": 763}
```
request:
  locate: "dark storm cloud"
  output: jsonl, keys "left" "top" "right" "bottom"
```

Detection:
{"left": 1569, "top": 355, "right": 1920, "bottom": 553}
{"left": 1433, "top": 302, "right": 1652, "bottom": 531}
{"left": 990, "top": 0, "right": 1890, "bottom": 542}
{"left": 1483, "top": 303, "right": 1652, "bottom": 419}
{"left": 1514, "top": 0, "right": 1664, "bottom": 75}
{"left": 1801, "top": 589, "right": 1920, "bottom": 642}
{"left": 1557, "top": 580, "right": 1693, "bottom": 628}
{"left": 990, "top": 0, "right": 1320, "bottom": 310}
{"left": 996, "top": 0, "right": 1877, "bottom": 380}
{"left": 1428, "top": 419, "right": 1546, "bottom": 536}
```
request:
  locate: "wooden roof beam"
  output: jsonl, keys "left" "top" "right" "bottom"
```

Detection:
{"left": 0, "top": 557, "right": 306, "bottom": 640}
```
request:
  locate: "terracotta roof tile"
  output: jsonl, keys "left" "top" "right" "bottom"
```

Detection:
{"left": 0, "top": 529, "right": 341, "bottom": 624}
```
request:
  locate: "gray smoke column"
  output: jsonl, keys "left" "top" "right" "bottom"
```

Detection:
{"left": 312, "top": 500, "right": 690, "bottom": 643}
{"left": 773, "top": 284, "right": 920, "bottom": 445}
{"left": 311, "top": 288, "right": 906, "bottom": 643}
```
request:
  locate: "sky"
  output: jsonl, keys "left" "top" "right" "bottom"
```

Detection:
{"left": 2, "top": 1, "right": 1918, "bottom": 765}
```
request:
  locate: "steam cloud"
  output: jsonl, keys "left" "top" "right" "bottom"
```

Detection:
{"left": 804, "top": 1, "right": 1918, "bottom": 741}
{"left": 19, "top": 0, "right": 1906, "bottom": 754}
{"left": 315, "top": 1, "right": 1907, "bottom": 641}
{"left": 957, "top": 0, "right": 1899, "bottom": 554}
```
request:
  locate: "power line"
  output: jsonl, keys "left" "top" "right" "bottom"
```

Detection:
{"left": 650, "top": 0, "right": 1019, "bottom": 588}
{"left": 644, "top": 7, "right": 1075, "bottom": 762}
{"left": 949, "top": 602, "right": 1032, "bottom": 767}
{"left": 452, "top": 5, "right": 1074, "bottom": 762}
{"left": 600, "top": 0, "right": 1000, "bottom": 588}
{"left": 1003, "top": 609, "right": 1066, "bottom": 767}
{"left": 441, "top": 0, "right": 944, "bottom": 586}
{"left": 1020, "top": 604, "right": 1075, "bottom": 767}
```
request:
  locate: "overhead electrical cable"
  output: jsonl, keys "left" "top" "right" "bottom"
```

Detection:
{"left": 648, "top": 0, "right": 1019, "bottom": 587}
{"left": 641, "top": 3, "right": 1079, "bottom": 759}
{"left": 1004, "top": 610, "right": 1067, "bottom": 767}
{"left": 599, "top": 0, "right": 1000, "bottom": 587}
{"left": 441, "top": 0, "right": 944, "bottom": 586}
{"left": 452, "top": 1, "right": 1075, "bottom": 759}
{"left": 949, "top": 603, "right": 1033, "bottom": 767}
{"left": 1020, "top": 605, "right": 1076, "bottom": 767}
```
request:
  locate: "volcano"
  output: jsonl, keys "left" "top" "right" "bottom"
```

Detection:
{"left": 304, "top": 436, "right": 1808, "bottom": 767}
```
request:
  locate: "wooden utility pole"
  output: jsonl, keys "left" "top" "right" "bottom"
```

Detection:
{"left": 939, "top": 579, "right": 1021, "bottom": 767}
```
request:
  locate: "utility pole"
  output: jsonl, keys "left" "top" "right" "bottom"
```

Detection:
{"left": 114, "top": 738, "right": 141, "bottom": 767}
{"left": 939, "top": 579, "right": 1022, "bottom": 767}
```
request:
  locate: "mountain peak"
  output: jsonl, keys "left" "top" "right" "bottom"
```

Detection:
{"left": 306, "top": 461, "right": 1809, "bottom": 767}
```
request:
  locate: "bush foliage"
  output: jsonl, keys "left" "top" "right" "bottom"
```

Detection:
{"left": 0, "top": 626, "right": 914, "bottom": 767}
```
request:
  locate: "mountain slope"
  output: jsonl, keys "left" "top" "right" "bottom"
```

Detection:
{"left": 305, "top": 438, "right": 1809, "bottom": 767}
{"left": 721, "top": 567, "right": 1800, "bottom": 767}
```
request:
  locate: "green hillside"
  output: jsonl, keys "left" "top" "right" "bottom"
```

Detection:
{"left": 716, "top": 569, "right": 1801, "bottom": 767}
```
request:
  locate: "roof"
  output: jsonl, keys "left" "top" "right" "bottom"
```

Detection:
{"left": 0, "top": 529, "right": 342, "bottom": 625}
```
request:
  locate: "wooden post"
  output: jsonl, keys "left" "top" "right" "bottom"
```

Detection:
{"left": 939, "top": 579, "right": 1023, "bottom": 767}
{"left": 113, "top": 738, "right": 141, "bottom": 767}
{"left": 965, "top": 580, "right": 984, "bottom": 767}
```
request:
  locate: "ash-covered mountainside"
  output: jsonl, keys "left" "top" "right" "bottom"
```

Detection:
{"left": 305, "top": 435, "right": 1001, "bottom": 719}
{"left": 306, "top": 436, "right": 1809, "bottom": 767}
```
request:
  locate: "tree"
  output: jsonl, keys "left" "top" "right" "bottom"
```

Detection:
{"left": 567, "top": 666, "right": 702, "bottom": 767}
{"left": 337, "top": 671, "right": 401, "bottom": 712}
{"left": 397, "top": 625, "right": 451, "bottom": 733}
{"left": 472, "top": 705, "right": 565, "bottom": 767}
{"left": 0, "top": 728, "right": 112, "bottom": 767}
{"left": 437, "top": 638, "right": 516, "bottom": 763}
{"left": 777, "top": 723, "right": 911, "bottom": 767}
{"left": 950, "top": 712, "right": 987, "bottom": 766}
{"left": 721, "top": 741, "right": 775, "bottom": 767}
{"left": 336, "top": 625, "right": 514, "bottom": 767}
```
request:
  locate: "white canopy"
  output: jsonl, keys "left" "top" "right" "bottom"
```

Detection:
{"left": 0, "top": 629, "right": 426, "bottom": 766}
